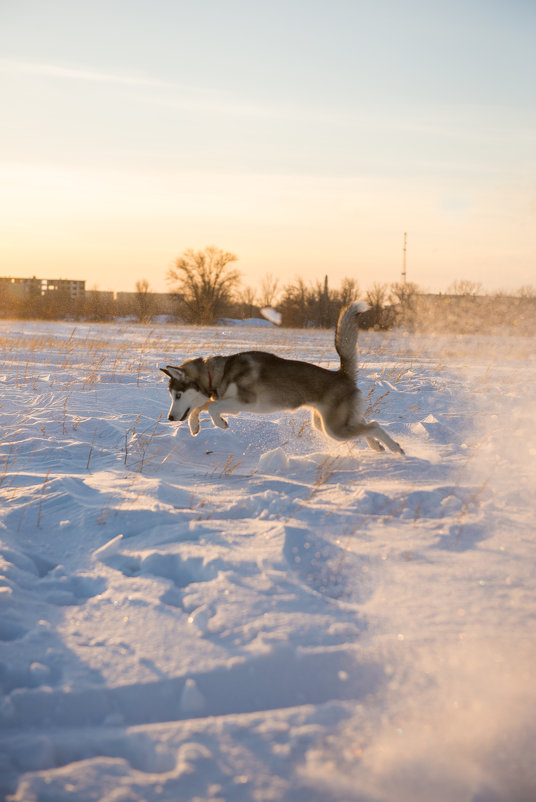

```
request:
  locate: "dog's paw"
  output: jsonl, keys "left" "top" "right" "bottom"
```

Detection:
{"left": 211, "top": 414, "right": 229, "bottom": 430}
{"left": 188, "top": 412, "right": 201, "bottom": 436}
{"left": 385, "top": 437, "right": 405, "bottom": 456}
{"left": 365, "top": 437, "right": 385, "bottom": 452}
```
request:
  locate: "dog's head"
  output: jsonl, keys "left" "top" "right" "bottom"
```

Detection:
{"left": 160, "top": 364, "right": 209, "bottom": 422}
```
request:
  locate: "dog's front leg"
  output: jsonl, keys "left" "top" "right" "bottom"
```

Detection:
{"left": 209, "top": 404, "right": 229, "bottom": 430}
{"left": 188, "top": 401, "right": 212, "bottom": 436}
{"left": 207, "top": 399, "right": 244, "bottom": 430}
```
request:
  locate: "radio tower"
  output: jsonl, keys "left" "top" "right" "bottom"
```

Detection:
{"left": 402, "top": 232, "right": 407, "bottom": 283}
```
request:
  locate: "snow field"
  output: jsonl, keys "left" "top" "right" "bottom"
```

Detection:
{"left": 0, "top": 320, "right": 535, "bottom": 801}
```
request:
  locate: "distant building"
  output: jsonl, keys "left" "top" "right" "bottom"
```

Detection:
{"left": 42, "top": 278, "right": 86, "bottom": 298}
{"left": 0, "top": 276, "right": 86, "bottom": 299}
{"left": 85, "top": 288, "right": 114, "bottom": 303}
{"left": 0, "top": 276, "right": 184, "bottom": 321}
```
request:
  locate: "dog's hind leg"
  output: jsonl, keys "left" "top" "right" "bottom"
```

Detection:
{"left": 325, "top": 414, "right": 404, "bottom": 455}
{"left": 365, "top": 436, "right": 385, "bottom": 452}
{"left": 358, "top": 421, "right": 404, "bottom": 455}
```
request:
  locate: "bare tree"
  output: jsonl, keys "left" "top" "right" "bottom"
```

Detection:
{"left": 447, "top": 279, "right": 483, "bottom": 297}
{"left": 134, "top": 279, "right": 153, "bottom": 323}
{"left": 279, "top": 276, "right": 311, "bottom": 327}
{"left": 390, "top": 280, "right": 420, "bottom": 329}
{"left": 279, "top": 275, "right": 366, "bottom": 327}
{"left": 366, "top": 282, "right": 388, "bottom": 311}
{"left": 339, "top": 277, "right": 360, "bottom": 307}
{"left": 517, "top": 284, "right": 536, "bottom": 299}
{"left": 238, "top": 286, "right": 258, "bottom": 318}
{"left": 167, "top": 246, "right": 241, "bottom": 324}
{"left": 389, "top": 280, "right": 419, "bottom": 307}
{"left": 259, "top": 273, "right": 280, "bottom": 308}
{"left": 315, "top": 275, "right": 331, "bottom": 328}
{"left": 365, "top": 282, "right": 390, "bottom": 329}
{"left": 84, "top": 285, "right": 114, "bottom": 321}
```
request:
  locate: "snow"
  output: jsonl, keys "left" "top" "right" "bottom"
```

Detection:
{"left": 260, "top": 307, "right": 282, "bottom": 326}
{"left": 217, "top": 317, "right": 275, "bottom": 327}
{"left": 1, "top": 319, "right": 535, "bottom": 802}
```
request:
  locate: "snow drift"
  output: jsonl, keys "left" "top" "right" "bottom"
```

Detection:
{"left": 0, "top": 320, "right": 535, "bottom": 801}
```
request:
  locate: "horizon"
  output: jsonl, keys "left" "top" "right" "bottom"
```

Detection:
{"left": 1, "top": 1, "right": 535, "bottom": 294}
{"left": 2, "top": 270, "right": 534, "bottom": 301}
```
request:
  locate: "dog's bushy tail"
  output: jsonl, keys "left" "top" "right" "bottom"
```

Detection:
{"left": 335, "top": 301, "right": 369, "bottom": 381}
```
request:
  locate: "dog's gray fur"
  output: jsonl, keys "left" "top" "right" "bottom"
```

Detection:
{"left": 160, "top": 301, "right": 404, "bottom": 454}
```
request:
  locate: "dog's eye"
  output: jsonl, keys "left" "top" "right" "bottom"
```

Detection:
{"left": 175, "top": 392, "right": 182, "bottom": 400}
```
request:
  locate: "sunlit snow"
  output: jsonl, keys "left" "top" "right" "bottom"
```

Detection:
{"left": 1, "top": 320, "right": 535, "bottom": 802}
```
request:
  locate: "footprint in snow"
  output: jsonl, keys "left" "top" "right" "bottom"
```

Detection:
{"left": 283, "top": 525, "right": 376, "bottom": 604}
{"left": 94, "top": 536, "right": 217, "bottom": 591}
{"left": 0, "top": 617, "right": 28, "bottom": 642}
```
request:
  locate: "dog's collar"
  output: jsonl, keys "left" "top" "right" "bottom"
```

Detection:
{"left": 207, "top": 369, "right": 214, "bottom": 397}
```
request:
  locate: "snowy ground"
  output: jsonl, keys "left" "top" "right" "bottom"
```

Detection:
{"left": 1, "top": 319, "right": 535, "bottom": 802}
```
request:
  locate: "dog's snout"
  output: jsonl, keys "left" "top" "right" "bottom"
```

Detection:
{"left": 168, "top": 414, "right": 175, "bottom": 422}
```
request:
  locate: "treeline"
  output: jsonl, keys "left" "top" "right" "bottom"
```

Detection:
{"left": 164, "top": 246, "right": 412, "bottom": 328}
{"left": 164, "top": 247, "right": 536, "bottom": 334}
{"left": 0, "top": 287, "right": 88, "bottom": 321}
{"left": 3, "top": 279, "right": 535, "bottom": 337}
{"left": 237, "top": 278, "right": 536, "bottom": 335}
{"left": 270, "top": 277, "right": 536, "bottom": 335}
{"left": 2, "top": 246, "right": 535, "bottom": 335}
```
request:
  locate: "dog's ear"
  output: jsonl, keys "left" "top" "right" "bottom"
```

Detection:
{"left": 160, "top": 366, "right": 185, "bottom": 381}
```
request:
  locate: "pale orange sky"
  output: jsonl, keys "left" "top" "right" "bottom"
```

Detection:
{"left": 1, "top": 1, "right": 535, "bottom": 295}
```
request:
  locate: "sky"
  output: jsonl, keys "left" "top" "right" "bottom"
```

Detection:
{"left": 0, "top": 0, "right": 535, "bottom": 295}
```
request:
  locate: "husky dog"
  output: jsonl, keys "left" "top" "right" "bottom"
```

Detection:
{"left": 160, "top": 302, "right": 404, "bottom": 454}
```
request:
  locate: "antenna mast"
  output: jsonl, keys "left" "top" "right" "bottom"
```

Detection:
{"left": 402, "top": 232, "right": 407, "bottom": 283}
